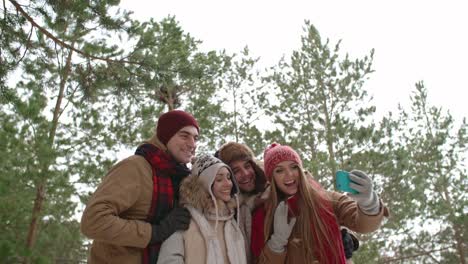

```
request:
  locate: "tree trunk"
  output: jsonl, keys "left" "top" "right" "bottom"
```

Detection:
{"left": 25, "top": 44, "right": 74, "bottom": 259}
{"left": 233, "top": 88, "right": 238, "bottom": 142}
{"left": 25, "top": 183, "right": 45, "bottom": 250}
{"left": 318, "top": 81, "right": 337, "bottom": 184}
{"left": 454, "top": 223, "right": 466, "bottom": 264}
{"left": 304, "top": 91, "right": 319, "bottom": 178}
{"left": 443, "top": 183, "right": 466, "bottom": 264}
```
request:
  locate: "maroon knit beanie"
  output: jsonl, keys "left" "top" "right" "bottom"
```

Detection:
{"left": 263, "top": 143, "right": 302, "bottom": 180}
{"left": 156, "top": 110, "right": 199, "bottom": 145}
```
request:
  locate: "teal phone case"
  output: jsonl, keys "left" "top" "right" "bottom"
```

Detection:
{"left": 336, "top": 170, "right": 359, "bottom": 194}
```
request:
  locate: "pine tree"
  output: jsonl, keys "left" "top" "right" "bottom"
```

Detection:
{"left": 262, "top": 20, "right": 376, "bottom": 187}
{"left": 93, "top": 15, "right": 229, "bottom": 151}
{"left": 215, "top": 47, "right": 268, "bottom": 154}
{"left": 1, "top": 0, "right": 136, "bottom": 261}
{"left": 1, "top": 1, "right": 228, "bottom": 261}
{"left": 365, "top": 82, "right": 467, "bottom": 263}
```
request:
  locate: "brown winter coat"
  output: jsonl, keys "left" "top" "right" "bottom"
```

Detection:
{"left": 80, "top": 154, "right": 153, "bottom": 263}
{"left": 217, "top": 142, "right": 273, "bottom": 263}
{"left": 255, "top": 191, "right": 389, "bottom": 264}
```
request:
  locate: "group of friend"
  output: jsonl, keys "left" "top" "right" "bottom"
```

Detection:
{"left": 80, "top": 110, "right": 389, "bottom": 264}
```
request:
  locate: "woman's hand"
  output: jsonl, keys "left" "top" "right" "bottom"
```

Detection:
{"left": 267, "top": 201, "right": 296, "bottom": 253}
{"left": 348, "top": 170, "right": 380, "bottom": 215}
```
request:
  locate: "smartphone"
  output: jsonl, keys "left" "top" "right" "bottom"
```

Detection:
{"left": 336, "top": 170, "right": 359, "bottom": 194}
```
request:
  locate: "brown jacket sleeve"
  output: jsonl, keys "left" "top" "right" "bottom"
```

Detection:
{"left": 256, "top": 244, "right": 287, "bottom": 264}
{"left": 331, "top": 191, "right": 389, "bottom": 233}
{"left": 80, "top": 155, "right": 153, "bottom": 248}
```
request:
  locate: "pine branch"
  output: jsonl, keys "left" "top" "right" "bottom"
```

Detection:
{"left": 9, "top": 0, "right": 145, "bottom": 66}
{"left": 379, "top": 246, "right": 452, "bottom": 263}
{"left": 11, "top": 24, "right": 34, "bottom": 66}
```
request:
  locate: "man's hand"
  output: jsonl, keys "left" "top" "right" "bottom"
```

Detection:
{"left": 150, "top": 207, "right": 191, "bottom": 244}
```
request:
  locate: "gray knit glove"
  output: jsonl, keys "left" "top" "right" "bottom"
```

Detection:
{"left": 267, "top": 201, "right": 296, "bottom": 253}
{"left": 348, "top": 170, "right": 380, "bottom": 215}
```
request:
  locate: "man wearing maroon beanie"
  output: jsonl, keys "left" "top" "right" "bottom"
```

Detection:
{"left": 81, "top": 110, "right": 199, "bottom": 264}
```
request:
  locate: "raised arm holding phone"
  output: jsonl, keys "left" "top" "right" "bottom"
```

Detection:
{"left": 251, "top": 143, "right": 389, "bottom": 264}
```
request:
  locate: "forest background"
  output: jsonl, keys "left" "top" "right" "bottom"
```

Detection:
{"left": 1, "top": 0, "right": 466, "bottom": 263}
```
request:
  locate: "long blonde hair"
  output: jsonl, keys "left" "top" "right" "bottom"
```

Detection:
{"left": 263, "top": 166, "right": 343, "bottom": 263}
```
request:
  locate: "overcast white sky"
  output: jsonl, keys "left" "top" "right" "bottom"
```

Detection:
{"left": 120, "top": 0, "right": 467, "bottom": 120}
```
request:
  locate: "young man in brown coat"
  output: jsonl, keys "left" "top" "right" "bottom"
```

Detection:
{"left": 216, "top": 142, "right": 269, "bottom": 263}
{"left": 81, "top": 110, "right": 199, "bottom": 264}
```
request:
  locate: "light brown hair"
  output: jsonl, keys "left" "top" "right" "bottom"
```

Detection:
{"left": 263, "top": 166, "right": 343, "bottom": 263}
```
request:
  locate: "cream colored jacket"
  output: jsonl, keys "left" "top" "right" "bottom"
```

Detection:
{"left": 157, "top": 170, "right": 247, "bottom": 264}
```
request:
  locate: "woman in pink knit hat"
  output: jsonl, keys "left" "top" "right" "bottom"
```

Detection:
{"left": 251, "top": 143, "right": 389, "bottom": 264}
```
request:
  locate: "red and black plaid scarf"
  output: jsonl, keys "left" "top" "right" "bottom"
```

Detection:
{"left": 135, "top": 143, "right": 190, "bottom": 264}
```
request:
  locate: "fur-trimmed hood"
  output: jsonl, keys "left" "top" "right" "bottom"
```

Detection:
{"left": 179, "top": 174, "right": 238, "bottom": 215}
{"left": 179, "top": 154, "right": 240, "bottom": 217}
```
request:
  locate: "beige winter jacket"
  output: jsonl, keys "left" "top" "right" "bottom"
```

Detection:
{"left": 80, "top": 154, "right": 153, "bottom": 263}
{"left": 157, "top": 166, "right": 247, "bottom": 264}
{"left": 157, "top": 205, "right": 246, "bottom": 264}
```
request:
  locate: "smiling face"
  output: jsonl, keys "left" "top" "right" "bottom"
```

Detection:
{"left": 272, "top": 160, "right": 300, "bottom": 196}
{"left": 211, "top": 166, "right": 233, "bottom": 202}
{"left": 230, "top": 159, "right": 256, "bottom": 193}
{"left": 166, "top": 126, "right": 199, "bottom": 163}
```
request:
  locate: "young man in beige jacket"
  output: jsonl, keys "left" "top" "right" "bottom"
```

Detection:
{"left": 81, "top": 110, "right": 199, "bottom": 264}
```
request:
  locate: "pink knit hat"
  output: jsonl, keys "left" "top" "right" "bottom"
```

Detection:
{"left": 263, "top": 143, "right": 302, "bottom": 180}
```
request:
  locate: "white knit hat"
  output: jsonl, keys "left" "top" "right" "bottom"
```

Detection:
{"left": 191, "top": 154, "right": 241, "bottom": 229}
{"left": 191, "top": 154, "right": 239, "bottom": 197}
